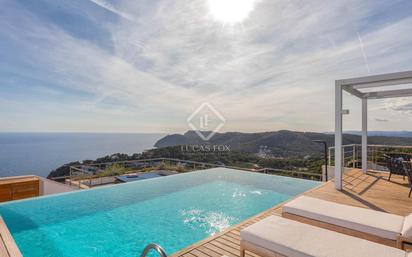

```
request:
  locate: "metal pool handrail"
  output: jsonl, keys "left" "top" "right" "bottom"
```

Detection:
{"left": 140, "top": 243, "right": 168, "bottom": 257}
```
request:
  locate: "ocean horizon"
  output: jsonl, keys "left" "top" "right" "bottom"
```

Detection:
{"left": 0, "top": 132, "right": 165, "bottom": 178}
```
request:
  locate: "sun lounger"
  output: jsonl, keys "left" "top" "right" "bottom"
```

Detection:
{"left": 282, "top": 195, "right": 412, "bottom": 249}
{"left": 240, "top": 215, "right": 410, "bottom": 257}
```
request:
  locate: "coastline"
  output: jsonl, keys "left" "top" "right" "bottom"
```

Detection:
{"left": 0, "top": 133, "right": 165, "bottom": 178}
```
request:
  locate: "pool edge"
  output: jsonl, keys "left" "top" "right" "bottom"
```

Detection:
{"left": 0, "top": 167, "right": 320, "bottom": 206}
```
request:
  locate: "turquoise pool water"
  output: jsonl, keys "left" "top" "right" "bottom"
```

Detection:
{"left": 0, "top": 168, "right": 321, "bottom": 257}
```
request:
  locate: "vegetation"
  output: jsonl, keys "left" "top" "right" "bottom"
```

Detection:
{"left": 48, "top": 145, "right": 324, "bottom": 181}
{"left": 97, "top": 163, "right": 129, "bottom": 177}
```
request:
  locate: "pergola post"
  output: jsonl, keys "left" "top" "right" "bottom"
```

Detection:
{"left": 362, "top": 98, "right": 368, "bottom": 173}
{"left": 334, "top": 83, "right": 343, "bottom": 190}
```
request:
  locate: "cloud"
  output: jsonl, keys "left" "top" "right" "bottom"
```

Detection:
{"left": 392, "top": 103, "right": 412, "bottom": 112}
{"left": 1, "top": 0, "right": 412, "bottom": 132}
{"left": 87, "top": 0, "right": 134, "bottom": 21}
{"left": 375, "top": 118, "right": 389, "bottom": 122}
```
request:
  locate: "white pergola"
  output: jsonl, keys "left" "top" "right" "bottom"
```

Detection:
{"left": 335, "top": 70, "right": 412, "bottom": 190}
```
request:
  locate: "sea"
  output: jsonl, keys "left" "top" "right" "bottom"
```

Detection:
{"left": 0, "top": 133, "right": 165, "bottom": 178}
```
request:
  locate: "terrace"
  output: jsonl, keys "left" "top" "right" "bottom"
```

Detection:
{"left": 1, "top": 167, "right": 411, "bottom": 256}
{"left": 0, "top": 71, "right": 411, "bottom": 256}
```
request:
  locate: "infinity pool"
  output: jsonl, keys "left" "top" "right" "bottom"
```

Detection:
{"left": 0, "top": 168, "right": 321, "bottom": 257}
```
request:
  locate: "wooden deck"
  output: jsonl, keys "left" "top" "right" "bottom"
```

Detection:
{"left": 172, "top": 169, "right": 412, "bottom": 257}
{"left": 306, "top": 169, "right": 412, "bottom": 216}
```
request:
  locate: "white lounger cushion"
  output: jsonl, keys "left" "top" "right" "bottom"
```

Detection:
{"left": 283, "top": 196, "right": 404, "bottom": 240}
{"left": 241, "top": 215, "right": 406, "bottom": 257}
{"left": 402, "top": 213, "right": 412, "bottom": 239}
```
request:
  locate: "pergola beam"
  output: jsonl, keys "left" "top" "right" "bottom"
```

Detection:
{"left": 364, "top": 88, "right": 412, "bottom": 99}
{"left": 352, "top": 77, "right": 412, "bottom": 89}
{"left": 337, "top": 70, "right": 412, "bottom": 87}
{"left": 342, "top": 85, "right": 365, "bottom": 98}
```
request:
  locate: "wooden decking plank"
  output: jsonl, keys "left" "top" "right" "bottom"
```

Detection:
{"left": 0, "top": 238, "right": 10, "bottom": 257}
{"left": 229, "top": 230, "right": 240, "bottom": 236}
{"left": 182, "top": 253, "right": 197, "bottom": 257}
{"left": 196, "top": 245, "right": 222, "bottom": 257}
{"left": 226, "top": 232, "right": 240, "bottom": 240}
{"left": 220, "top": 235, "right": 239, "bottom": 245}
{"left": 203, "top": 243, "right": 237, "bottom": 257}
{"left": 238, "top": 224, "right": 252, "bottom": 230}
{"left": 209, "top": 240, "right": 239, "bottom": 256}
{"left": 190, "top": 249, "right": 211, "bottom": 257}
{"left": 215, "top": 237, "right": 240, "bottom": 250}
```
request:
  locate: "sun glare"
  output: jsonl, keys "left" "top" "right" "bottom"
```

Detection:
{"left": 207, "top": 0, "right": 256, "bottom": 24}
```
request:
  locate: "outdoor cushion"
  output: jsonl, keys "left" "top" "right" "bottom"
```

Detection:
{"left": 402, "top": 213, "right": 412, "bottom": 239}
{"left": 241, "top": 215, "right": 406, "bottom": 257}
{"left": 283, "top": 195, "right": 404, "bottom": 240}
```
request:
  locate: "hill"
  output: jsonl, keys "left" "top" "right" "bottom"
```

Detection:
{"left": 345, "top": 131, "right": 412, "bottom": 138}
{"left": 154, "top": 130, "right": 412, "bottom": 157}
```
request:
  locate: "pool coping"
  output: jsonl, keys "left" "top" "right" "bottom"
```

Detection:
{"left": 0, "top": 216, "right": 22, "bottom": 257}
{"left": 170, "top": 180, "right": 326, "bottom": 257}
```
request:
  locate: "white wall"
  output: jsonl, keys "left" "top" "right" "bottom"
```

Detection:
{"left": 39, "top": 177, "right": 75, "bottom": 195}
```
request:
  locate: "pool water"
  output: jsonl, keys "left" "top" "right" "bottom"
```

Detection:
{"left": 0, "top": 168, "right": 321, "bottom": 257}
{"left": 116, "top": 172, "right": 163, "bottom": 182}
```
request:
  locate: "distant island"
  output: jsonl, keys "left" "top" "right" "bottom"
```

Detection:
{"left": 47, "top": 130, "right": 412, "bottom": 179}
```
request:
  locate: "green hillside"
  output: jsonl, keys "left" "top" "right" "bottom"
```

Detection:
{"left": 155, "top": 130, "right": 412, "bottom": 157}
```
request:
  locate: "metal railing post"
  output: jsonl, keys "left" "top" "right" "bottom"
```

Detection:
{"left": 353, "top": 145, "right": 356, "bottom": 168}
{"left": 328, "top": 148, "right": 332, "bottom": 166}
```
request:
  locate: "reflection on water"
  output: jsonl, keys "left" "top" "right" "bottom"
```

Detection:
{"left": 181, "top": 209, "right": 234, "bottom": 235}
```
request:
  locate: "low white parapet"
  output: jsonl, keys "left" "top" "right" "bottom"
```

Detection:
{"left": 38, "top": 177, "right": 76, "bottom": 195}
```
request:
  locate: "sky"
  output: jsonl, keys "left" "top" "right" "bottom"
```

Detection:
{"left": 1, "top": 0, "right": 412, "bottom": 134}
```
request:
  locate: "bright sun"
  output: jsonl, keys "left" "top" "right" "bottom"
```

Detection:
{"left": 207, "top": 0, "right": 256, "bottom": 24}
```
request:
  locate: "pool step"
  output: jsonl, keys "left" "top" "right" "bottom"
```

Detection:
{"left": 140, "top": 243, "right": 168, "bottom": 257}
